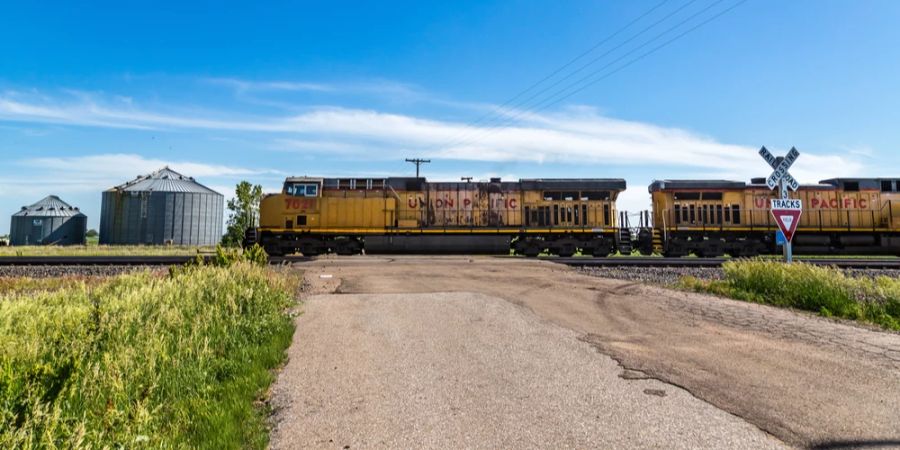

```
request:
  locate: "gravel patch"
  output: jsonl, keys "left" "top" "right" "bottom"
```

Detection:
{"left": 577, "top": 266, "right": 724, "bottom": 285}
{"left": 0, "top": 265, "right": 162, "bottom": 278}
{"left": 579, "top": 266, "right": 900, "bottom": 285}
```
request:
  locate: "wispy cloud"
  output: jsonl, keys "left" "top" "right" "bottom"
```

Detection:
{"left": 205, "top": 77, "right": 335, "bottom": 93}
{"left": 0, "top": 89, "right": 867, "bottom": 185}
{"left": 203, "top": 77, "right": 430, "bottom": 101}
{"left": 22, "top": 153, "right": 273, "bottom": 178}
{"left": 0, "top": 153, "right": 281, "bottom": 199}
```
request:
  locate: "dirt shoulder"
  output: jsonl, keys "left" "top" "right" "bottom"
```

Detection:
{"left": 286, "top": 256, "right": 900, "bottom": 449}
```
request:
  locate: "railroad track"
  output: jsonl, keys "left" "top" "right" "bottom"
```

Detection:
{"left": 0, "top": 254, "right": 897, "bottom": 269}
{"left": 545, "top": 256, "right": 900, "bottom": 269}
{"left": 0, "top": 255, "right": 312, "bottom": 266}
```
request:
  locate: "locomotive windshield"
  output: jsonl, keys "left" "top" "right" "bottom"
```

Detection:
{"left": 285, "top": 183, "right": 318, "bottom": 197}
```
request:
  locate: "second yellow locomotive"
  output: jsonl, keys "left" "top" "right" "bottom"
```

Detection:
{"left": 643, "top": 178, "right": 900, "bottom": 256}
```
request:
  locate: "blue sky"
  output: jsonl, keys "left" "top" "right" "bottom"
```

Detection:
{"left": 1, "top": 0, "right": 899, "bottom": 234}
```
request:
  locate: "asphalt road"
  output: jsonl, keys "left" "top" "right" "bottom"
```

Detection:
{"left": 270, "top": 291, "right": 785, "bottom": 449}
{"left": 270, "top": 256, "right": 900, "bottom": 449}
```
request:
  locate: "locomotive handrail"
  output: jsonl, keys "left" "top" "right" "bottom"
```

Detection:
{"left": 881, "top": 200, "right": 893, "bottom": 229}
{"left": 662, "top": 210, "right": 668, "bottom": 246}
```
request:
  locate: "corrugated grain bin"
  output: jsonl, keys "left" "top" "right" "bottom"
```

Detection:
{"left": 99, "top": 167, "right": 224, "bottom": 245}
{"left": 10, "top": 195, "right": 87, "bottom": 245}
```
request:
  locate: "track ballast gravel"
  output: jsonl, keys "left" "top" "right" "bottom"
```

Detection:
{"left": 0, "top": 265, "right": 160, "bottom": 278}
{"left": 577, "top": 266, "right": 900, "bottom": 285}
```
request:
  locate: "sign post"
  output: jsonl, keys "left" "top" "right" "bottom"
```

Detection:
{"left": 758, "top": 146, "right": 802, "bottom": 263}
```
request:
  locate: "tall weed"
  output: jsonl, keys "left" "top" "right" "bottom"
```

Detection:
{"left": 0, "top": 263, "right": 297, "bottom": 449}
{"left": 679, "top": 260, "right": 900, "bottom": 331}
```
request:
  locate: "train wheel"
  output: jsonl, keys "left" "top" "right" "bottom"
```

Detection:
{"left": 663, "top": 237, "right": 688, "bottom": 257}
{"left": 552, "top": 238, "right": 579, "bottom": 257}
{"left": 333, "top": 239, "right": 361, "bottom": 255}
{"left": 297, "top": 239, "right": 325, "bottom": 257}
{"left": 514, "top": 237, "right": 545, "bottom": 257}
{"left": 264, "top": 245, "right": 285, "bottom": 257}
{"left": 585, "top": 238, "right": 613, "bottom": 257}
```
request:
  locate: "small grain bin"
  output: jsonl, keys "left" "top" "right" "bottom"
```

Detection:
{"left": 99, "top": 167, "right": 224, "bottom": 245}
{"left": 10, "top": 195, "right": 87, "bottom": 245}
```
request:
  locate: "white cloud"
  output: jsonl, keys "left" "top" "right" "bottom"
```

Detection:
{"left": 203, "top": 77, "right": 430, "bottom": 101}
{"left": 22, "top": 153, "right": 271, "bottom": 178}
{"left": 205, "top": 77, "right": 334, "bottom": 93}
{"left": 0, "top": 154, "right": 281, "bottom": 199}
{"left": 0, "top": 90, "right": 868, "bottom": 185}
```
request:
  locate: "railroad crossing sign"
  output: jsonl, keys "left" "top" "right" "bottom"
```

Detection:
{"left": 770, "top": 198, "right": 802, "bottom": 243}
{"left": 759, "top": 146, "right": 802, "bottom": 263}
{"left": 759, "top": 146, "right": 800, "bottom": 198}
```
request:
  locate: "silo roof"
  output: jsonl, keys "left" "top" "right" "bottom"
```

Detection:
{"left": 109, "top": 166, "right": 221, "bottom": 195}
{"left": 13, "top": 195, "right": 86, "bottom": 217}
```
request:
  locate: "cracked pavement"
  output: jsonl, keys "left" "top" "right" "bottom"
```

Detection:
{"left": 270, "top": 256, "right": 900, "bottom": 449}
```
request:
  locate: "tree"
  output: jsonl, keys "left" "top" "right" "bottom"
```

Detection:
{"left": 86, "top": 229, "right": 99, "bottom": 238}
{"left": 222, "top": 181, "right": 264, "bottom": 247}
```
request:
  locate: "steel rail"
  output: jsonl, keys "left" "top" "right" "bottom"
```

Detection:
{"left": 0, "top": 255, "right": 895, "bottom": 269}
{"left": 0, "top": 255, "right": 312, "bottom": 266}
{"left": 543, "top": 256, "right": 900, "bottom": 269}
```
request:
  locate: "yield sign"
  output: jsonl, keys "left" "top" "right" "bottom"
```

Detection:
{"left": 771, "top": 199, "right": 802, "bottom": 242}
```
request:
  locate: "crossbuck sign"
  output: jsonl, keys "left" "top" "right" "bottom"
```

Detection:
{"left": 759, "top": 146, "right": 802, "bottom": 263}
{"left": 759, "top": 146, "right": 800, "bottom": 198}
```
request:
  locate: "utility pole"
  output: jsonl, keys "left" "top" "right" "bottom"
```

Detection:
{"left": 405, "top": 158, "right": 431, "bottom": 178}
{"left": 461, "top": 177, "right": 473, "bottom": 183}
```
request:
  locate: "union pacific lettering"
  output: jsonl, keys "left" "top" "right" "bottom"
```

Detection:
{"left": 809, "top": 197, "right": 867, "bottom": 209}
{"left": 406, "top": 197, "right": 519, "bottom": 209}
{"left": 753, "top": 197, "right": 868, "bottom": 209}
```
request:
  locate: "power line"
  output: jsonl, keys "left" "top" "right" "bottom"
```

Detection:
{"left": 458, "top": 0, "right": 702, "bottom": 136}
{"left": 444, "top": 0, "right": 746, "bottom": 151}
{"left": 448, "top": 0, "right": 730, "bottom": 148}
{"left": 535, "top": 0, "right": 750, "bottom": 113}
{"left": 435, "top": 0, "right": 673, "bottom": 150}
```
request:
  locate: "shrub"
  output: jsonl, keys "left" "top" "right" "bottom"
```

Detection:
{"left": 0, "top": 263, "right": 297, "bottom": 449}
{"left": 213, "top": 244, "right": 269, "bottom": 267}
{"left": 681, "top": 260, "right": 900, "bottom": 331}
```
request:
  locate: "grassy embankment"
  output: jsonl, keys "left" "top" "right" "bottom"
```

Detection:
{"left": 679, "top": 259, "right": 900, "bottom": 331}
{"left": 0, "top": 255, "right": 298, "bottom": 448}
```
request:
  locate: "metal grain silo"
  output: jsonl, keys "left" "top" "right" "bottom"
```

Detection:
{"left": 10, "top": 195, "right": 87, "bottom": 246}
{"left": 99, "top": 167, "right": 224, "bottom": 245}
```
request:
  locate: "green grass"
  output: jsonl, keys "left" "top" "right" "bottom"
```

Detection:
{"left": 0, "top": 244, "right": 216, "bottom": 257}
{"left": 0, "top": 263, "right": 299, "bottom": 449}
{"left": 678, "top": 259, "right": 900, "bottom": 331}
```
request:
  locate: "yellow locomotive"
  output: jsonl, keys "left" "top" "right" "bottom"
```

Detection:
{"left": 249, "top": 176, "right": 629, "bottom": 256}
{"left": 643, "top": 178, "right": 900, "bottom": 256}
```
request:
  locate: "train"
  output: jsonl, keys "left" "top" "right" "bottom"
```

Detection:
{"left": 245, "top": 175, "right": 900, "bottom": 257}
